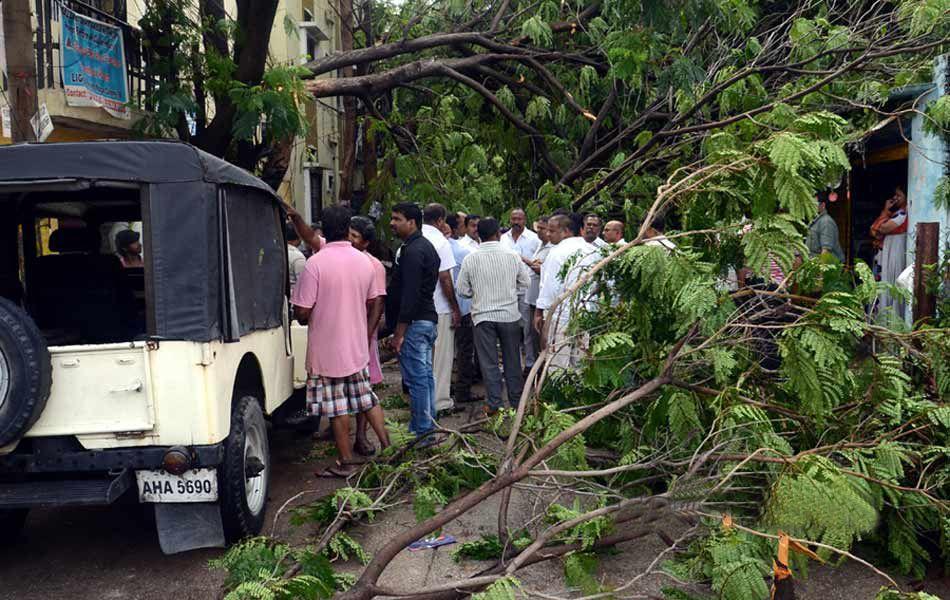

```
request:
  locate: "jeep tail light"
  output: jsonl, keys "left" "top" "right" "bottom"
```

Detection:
{"left": 162, "top": 446, "right": 193, "bottom": 475}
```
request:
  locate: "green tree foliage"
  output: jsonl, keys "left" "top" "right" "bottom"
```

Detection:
{"left": 326, "top": 532, "right": 371, "bottom": 565}
{"left": 547, "top": 500, "right": 613, "bottom": 551}
{"left": 209, "top": 1, "right": 950, "bottom": 597}
{"left": 136, "top": 1, "right": 308, "bottom": 171}
{"left": 291, "top": 487, "right": 377, "bottom": 527}
{"left": 208, "top": 538, "right": 350, "bottom": 599}
{"left": 563, "top": 552, "right": 608, "bottom": 596}
{"left": 413, "top": 485, "right": 448, "bottom": 523}
{"left": 452, "top": 534, "right": 532, "bottom": 562}
{"left": 471, "top": 577, "right": 522, "bottom": 600}
{"left": 337, "top": 0, "right": 950, "bottom": 225}
{"left": 764, "top": 457, "right": 880, "bottom": 557}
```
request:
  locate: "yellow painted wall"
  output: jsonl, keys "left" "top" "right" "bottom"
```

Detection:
{"left": 0, "top": 122, "right": 132, "bottom": 146}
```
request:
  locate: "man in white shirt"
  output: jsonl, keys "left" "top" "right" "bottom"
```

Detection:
{"left": 422, "top": 204, "right": 461, "bottom": 413}
{"left": 525, "top": 217, "right": 553, "bottom": 362}
{"left": 460, "top": 214, "right": 481, "bottom": 250}
{"left": 584, "top": 214, "right": 610, "bottom": 249}
{"left": 286, "top": 222, "right": 307, "bottom": 290}
{"left": 535, "top": 214, "right": 598, "bottom": 370}
{"left": 603, "top": 220, "right": 626, "bottom": 246}
{"left": 446, "top": 214, "right": 478, "bottom": 404}
{"left": 500, "top": 208, "right": 541, "bottom": 372}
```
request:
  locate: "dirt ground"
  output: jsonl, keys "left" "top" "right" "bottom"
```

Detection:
{"left": 0, "top": 365, "right": 947, "bottom": 600}
{"left": 0, "top": 425, "right": 329, "bottom": 600}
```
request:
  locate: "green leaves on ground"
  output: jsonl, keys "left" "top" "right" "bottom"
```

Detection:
{"left": 547, "top": 500, "right": 613, "bottom": 551}
{"left": 563, "top": 552, "right": 610, "bottom": 596}
{"left": 209, "top": 538, "right": 349, "bottom": 599}
{"left": 413, "top": 486, "right": 448, "bottom": 523}
{"left": 452, "top": 534, "right": 532, "bottom": 562}
{"left": 291, "top": 487, "right": 376, "bottom": 527}
{"left": 471, "top": 577, "right": 522, "bottom": 600}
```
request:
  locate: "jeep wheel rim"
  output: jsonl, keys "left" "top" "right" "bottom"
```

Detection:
{"left": 0, "top": 346, "right": 9, "bottom": 411}
{"left": 244, "top": 419, "right": 267, "bottom": 515}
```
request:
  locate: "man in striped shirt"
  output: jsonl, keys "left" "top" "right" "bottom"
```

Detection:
{"left": 457, "top": 218, "right": 532, "bottom": 414}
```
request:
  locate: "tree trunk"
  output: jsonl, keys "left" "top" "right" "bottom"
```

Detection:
{"left": 338, "top": 0, "right": 357, "bottom": 205}
{"left": 260, "top": 137, "right": 294, "bottom": 191}
{"left": 362, "top": 118, "right": 378, "bottom": 194}
{"left": 193, "top": 0, "right": 279, "bottom": 159}
{"left": 197, "top": 0, "right": 229, "bottom": 136}
{"left": 3, "top": 0, "right": 38, "bottom": 142}
{"left": 359, "top": 0, "right": 377, "bottom": 197}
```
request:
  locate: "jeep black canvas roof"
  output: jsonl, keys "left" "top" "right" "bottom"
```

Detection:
{"left": 0, "top": 141, "right": 286, "bottom": 344}
{"left": 0, "top": 140, "right": 278, "bottom": 200}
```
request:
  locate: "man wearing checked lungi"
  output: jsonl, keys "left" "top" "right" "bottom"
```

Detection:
{"left": 292, "top": 204, "right": 391, "bottom": 477}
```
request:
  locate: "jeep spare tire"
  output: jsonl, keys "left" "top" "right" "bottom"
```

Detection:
{"left": 0, "top": 297, "right": 52, "bottom": 448}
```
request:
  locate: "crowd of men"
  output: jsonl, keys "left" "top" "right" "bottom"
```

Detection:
{"left": 286, "top": 202, "right": 620, "bottom": 476}
{"left": 284, "top": 194, "right": 874, "bottom": 475}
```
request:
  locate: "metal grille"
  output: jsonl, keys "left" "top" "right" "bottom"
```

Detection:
{"left": 28, "top": 0, "right": 150, "bottom": 105}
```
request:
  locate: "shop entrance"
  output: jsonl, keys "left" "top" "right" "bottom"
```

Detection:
{"left": 830, "top": 119, "right": 910, "bottom": 270}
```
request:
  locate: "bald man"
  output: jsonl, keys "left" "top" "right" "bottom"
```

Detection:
{"left": 603, "top": 220, "right": 626, "bottom": 245}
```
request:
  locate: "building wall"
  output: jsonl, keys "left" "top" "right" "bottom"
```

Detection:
{"left": 2, "top": 1, "right": 342, "bottom": 224}
{"left": 229, "top": 0, "right": 341, "bottom": 221}
{"left": 273, "top": 0, "right": 343, "bottom": 222}
{"left": 907, "top": 56, "right": 950, "bottom": 266}
{"left": 0, "top": 2, "right": 148, "bottom": 145}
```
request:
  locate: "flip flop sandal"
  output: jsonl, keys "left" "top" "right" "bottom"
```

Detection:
{"left": 315, "top": 461, "right": 358, "bottom": 478}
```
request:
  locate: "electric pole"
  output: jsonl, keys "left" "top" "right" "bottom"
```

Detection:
{"left": 2, "top": 0, "right": 38, "bottom": 142}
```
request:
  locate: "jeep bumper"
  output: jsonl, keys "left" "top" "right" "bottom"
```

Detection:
{"left": 0, "top": 437, "right": 224, "bottom": 509}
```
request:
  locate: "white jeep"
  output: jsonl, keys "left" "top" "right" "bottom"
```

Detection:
{"left": 0, "top": 140, "right": 309, "bottom": 553}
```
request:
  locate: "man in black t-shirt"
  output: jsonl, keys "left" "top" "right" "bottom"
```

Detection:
{"left": 387, "top": 202, "right": 441, "bottom": 443}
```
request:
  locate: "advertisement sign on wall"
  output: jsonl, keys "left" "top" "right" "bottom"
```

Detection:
{"left": 31, "top": 103, "right": 54, "bottom": 142}
{"left": 60, "top": 6, "right": 130, "bottom": 119}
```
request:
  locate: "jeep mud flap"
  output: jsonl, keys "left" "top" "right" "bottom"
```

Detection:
{"left": 154, "top": 502, "right": 225, "bottom": 554}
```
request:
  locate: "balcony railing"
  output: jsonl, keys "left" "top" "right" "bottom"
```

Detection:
{"left": 27, "top": 0, "right": 150, "bottom": 108}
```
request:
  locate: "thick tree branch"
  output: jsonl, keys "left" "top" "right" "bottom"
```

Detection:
{"left": 307, "top": 54, "right": 524, "bottom": 97}
{"left": 437, "top": 65, "right": 563, "bottom": 177}
{"left": 340, "top": 375, "right": 671, "bottom": 600}
{"left": 194, "top": 0, "right": 279, "bottom": 160}
{"left": 576, "top": 83, "right": 617, "bottom": 163}
{"left": 305, "top": 32, "right": 526, "bottom": 77}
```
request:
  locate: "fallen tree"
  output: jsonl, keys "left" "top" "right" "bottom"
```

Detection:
{"left": 211, "top": 0, "right": 950, "bottom": 598}
{"left": 303, "top": 0, "right": 950, "bottom": 217}
{"left": 215, "top": 174, "right": 949, "bottom": 600}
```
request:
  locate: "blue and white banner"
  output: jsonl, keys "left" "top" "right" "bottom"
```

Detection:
{"left": 60, "top": 5, "right": 130, "bottom": 119}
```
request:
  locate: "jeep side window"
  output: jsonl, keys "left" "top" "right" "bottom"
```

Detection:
{"left": 24, "top": 202, "right": 147, "bottom": 345}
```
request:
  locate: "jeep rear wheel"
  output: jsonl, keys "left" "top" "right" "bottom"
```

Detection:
{"left": 0, "top": 298, "right": 52, "bottom": 447}
{"left": 219, "top": 396, "right": 270, "bottom": 542}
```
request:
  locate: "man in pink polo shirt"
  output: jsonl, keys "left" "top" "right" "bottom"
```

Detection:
{"left": 292, "top": 205, "right": 390, "bottom": 477}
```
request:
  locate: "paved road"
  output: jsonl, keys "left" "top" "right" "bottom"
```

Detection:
{"left": 0, "top": 429, "right": 339, "bottom": 600}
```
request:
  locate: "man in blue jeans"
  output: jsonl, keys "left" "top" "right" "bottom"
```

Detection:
{"left": 387, "top": 203, "right": 441, "bottom": 443}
